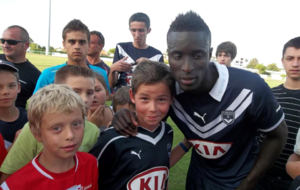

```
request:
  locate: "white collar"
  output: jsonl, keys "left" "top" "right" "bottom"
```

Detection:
{"left": 175, "top": 62, "right": 229, "bottom": 102}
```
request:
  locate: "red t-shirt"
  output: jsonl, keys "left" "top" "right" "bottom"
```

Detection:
{"left": 0, "top": 134, "right": 7, "bottom": 168}
{"left": 0, "top": 152, "right": 98, "bottom": 190}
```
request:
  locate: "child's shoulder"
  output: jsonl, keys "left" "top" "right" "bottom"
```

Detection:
{"left": 76, "top": 152, "right": 97, "bottom": 165}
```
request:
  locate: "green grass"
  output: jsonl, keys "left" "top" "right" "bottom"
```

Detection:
{"left": 21, "top": 53, "right": 285, "bottom": 189}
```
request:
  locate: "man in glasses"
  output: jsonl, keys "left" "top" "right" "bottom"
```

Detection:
{"left": 87, "top": 31, "right": 110, "bottom": 76}
{"left": 0, "top": 25, "right": 41, "bottom": 109}
{"left": 109, "top": 12, "right": 164, "bottom": 91}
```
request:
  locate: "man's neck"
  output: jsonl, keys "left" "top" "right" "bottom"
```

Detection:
{"left": 132, "top": 42, "right": 148, "bottom": 49}
{"left": 67, "top": 59, "right": 88, "bottom": 68}
{"left": 0, "top": 106, "right": 19, "bottom": 122}
{"left": 87, "top": 55, "right": 101, "bottom": 65}
{"left": 38, "top": 151, "right": 75, "bottom": 173}
{"left": 284, "top": 77, "right": 300, "bottom": 90}
{"left": 5, "top": 55, "right": 26, "bottom": 64}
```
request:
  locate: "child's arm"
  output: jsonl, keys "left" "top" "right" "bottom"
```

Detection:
{"left": 170, "top": 137, "right": 191, "bottom": 168}
{"left": 286, "top": 153, "right": 300, "bottom": 179}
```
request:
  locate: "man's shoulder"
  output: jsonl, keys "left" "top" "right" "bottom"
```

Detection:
{"left": 148, "top": 45, "right": 163, "bottom": 54}
{"left": 89, "top": 65, "right": 107, "bottom": 75}
{"left": 271, "top": 84, "right": 284, "bottom": 91}
{"left": 116, "top": 42, "right": 132, "bottom": 47}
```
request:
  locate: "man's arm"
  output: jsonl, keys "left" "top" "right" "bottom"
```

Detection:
{"left": 111, "top": 108, "right": 138, "bottom": 136}
{"left": 170, "top": 137, "right": 191, "bottom": 167}
{"left": 237, "top": 121, "right": 287, "bottom": 190}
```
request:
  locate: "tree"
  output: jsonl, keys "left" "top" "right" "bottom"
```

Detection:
{"left": 108, "top": 48, "right": 116, "bottom": 55}
{"left": 255, "top": 64, "right": 269, "bottom": 74}
{"left": 246, "top": 58, "right": 259, "bottom": 69}
{"left": 266, "top": 63, "right": 280, "bottom": 71}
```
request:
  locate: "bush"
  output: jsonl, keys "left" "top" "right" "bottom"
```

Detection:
{"left": 280, "top": 74, "right": 286, "bottom": 77}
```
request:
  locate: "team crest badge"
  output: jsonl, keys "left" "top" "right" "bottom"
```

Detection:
{"left": 167, "top": 143, "right": 172, "bottom": 157}
{"left": 221, "top": 110, "right": 235, "bottom": 125}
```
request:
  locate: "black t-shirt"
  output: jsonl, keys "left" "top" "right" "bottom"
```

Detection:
{"left": 0, "top": 54, "right": 41, "bottom": 108}
{"left": 86, "top": 60, "right": 110, "bottom": 76}
{"left": 0, "top": 107, "right": 28, "bottom": 148}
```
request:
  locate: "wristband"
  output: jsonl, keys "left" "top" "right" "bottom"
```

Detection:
{"left": 179, "top": 142, "right": 189, "bottom": 152}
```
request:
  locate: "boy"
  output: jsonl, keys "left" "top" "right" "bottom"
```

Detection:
{"left": 0, "top": 60, "right": 27, "bottom": 149}
{"left": 33, "top": 19, "right": 110, "bottom": 94}
{"left": 0, "top": 84, "right": 98, "bottom": 190}
{"left": 89, "top": 61, "right": 174, "bottom": 190}
{"left": 0, "top": 65, "right": 99, "bottom": 183}
{"left": 112, "top": 86, "right": 135, "bottom": 113}
{"left": 109, "top": 12, "right": 164, "bottom": 91}
{"left": 216, "top": 41, "right": 237, "bottom": 66}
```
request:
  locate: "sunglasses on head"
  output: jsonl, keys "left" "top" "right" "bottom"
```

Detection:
{"left": 0, "top": 39, "right": 26, "bottom": 45}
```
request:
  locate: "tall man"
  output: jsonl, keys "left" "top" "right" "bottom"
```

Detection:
{"left": 109, "top": 12, "right": 164, "bottom": 90}
{"left": 216, "top": 41, "right": 237, "bottom": 66}
{"left": 0, "top": 25, "right": 40, "bottom": 108}
{"left": 87, "top": 30, "right": 110, "bottom": 76}
{"left": 33, "top": 19, "right": 110, "bottom": 93}
{"left": 112, "top": 11, "right": 288, "bottom": 190}
{"left": 256, "top": 37, "right": 300, "bottom": 190}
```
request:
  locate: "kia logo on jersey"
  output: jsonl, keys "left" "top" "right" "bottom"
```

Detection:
{"left": 189, "top": 140, "right": 232, "bottom": 159}
{"left": 127, "top": 166, "right": 169, "bottom": 190}
{"left": 126, "top": 74, "right": 132, "bottom": 86}
{"left": 221, "top": 110, "right": 235, "bottom": 125}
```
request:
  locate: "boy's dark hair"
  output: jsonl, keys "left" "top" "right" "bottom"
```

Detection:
{"left": 7, "top": 25, "right": 30, "bottom": 42}
{"left": 129, "top": 12, "right": 150, "bottom": 29}
{"left": 216, "top": 41, "right": 237, "bottom": 60}
{"left": 91, "top": 30, "right": 105, "bottom": 47}
{"left": 282, "top": 37, "right": 300, "bottom": 59}
{"left": 131, "top": 60, "right": 175, "bottom": 97}
{"left": 167, "top": 11, "right": 211, "bottom": 45}
{"left": 62, "top": 19, "right": 90, "bottom": 42}
{"left": 54, "top": 65, "right": 95, "bottom": 84}
{"left": 94, "top": 72, "right": 107, "bottom": 90}
{"left": 0, "top": 66, "right": 19, "bottom": 82}
{"left": 112, "top": 86, "right": 134, "bottom": 113}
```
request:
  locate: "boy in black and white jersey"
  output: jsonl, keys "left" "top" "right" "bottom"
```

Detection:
{"left": 89, "top": 60, "right": 174, "bottom": 190}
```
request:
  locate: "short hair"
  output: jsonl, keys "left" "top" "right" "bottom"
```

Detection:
{"left": 28, "top": 84, "right": 85, "bottom": 135}
{"left": 131, "top": 60, "right": 175, "bottom": 97}
{"left": 94, "top": 72, "right": 107, "bottom": 90}
{"left": 216, "top": 41, "right": 237, "bottom": 60}
{"left": 0, "top": 65, "right": 19, "bottom": 82}
{"left": 167, "top": 11, "right": 211, "bottom": 45}
{"left": 282, "top": 37, "right": 300, "bottom": 59}
{"left": 90, "top": 31, "right": 105, "bottom": 47}
{"left": 129, "top": 12, "right": 150, "bottom": 29}
{"left": 7, "top": 25, "right": 29, "bottom": 42}
{"left": 54, "top": 65, "right": 95, "bottom": 84}
{"left": 112, "top": 86, "right": 134, "bottom": 113}
{"left": 62, "top": 19, "right": 90, "bottom": 42}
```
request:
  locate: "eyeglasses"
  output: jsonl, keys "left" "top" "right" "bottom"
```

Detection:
{"left": 0, "top": 39, "right": 26, "bottom": 45}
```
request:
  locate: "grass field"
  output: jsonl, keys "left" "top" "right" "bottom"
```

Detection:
{"left": 17, "top": 53, "right": 284, "bottom": 189}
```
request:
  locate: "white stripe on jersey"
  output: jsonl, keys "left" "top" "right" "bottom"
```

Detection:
{"left": 172, "top": 90, "right": 253, "bottom": 139}
{"left": 97, "top": 136, "right": 126, "bottom": 160}
{"left": 259, "top": 114, "right": 284, "bottom": 132}
{"left": 149, "top": 54, "right": 163, "bottom": 62}
{"left": 136, "top": 123, "right": 165, "bottom": 145}
{"left": 0, "top": 182, "right": 9, "bottom": 190}
{"left": 117, "top": 45, "right": 135, "bottom": 63}
{"left": 32, "top": 157, "right": 54, "bottom": 180}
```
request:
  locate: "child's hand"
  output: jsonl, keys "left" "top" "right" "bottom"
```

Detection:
{"left": 87, "top": 105, "right": 105, "bottom": 127}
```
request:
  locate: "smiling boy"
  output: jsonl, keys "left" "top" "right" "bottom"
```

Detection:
{"left": 0, "top": 84, "right": 98, "bottom": 190}
{"left": 89, "top": 61, "right": 174, "bottom": 190}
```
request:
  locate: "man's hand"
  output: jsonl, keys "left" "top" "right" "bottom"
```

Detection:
{"left": 110, "top": 56, "right": 132, "bottom": 73}
{"left": 112, "top": 108, "right": 138, "bottom": 137}
{"left": 87, "top": 105, "right": 105, "bottom": 127}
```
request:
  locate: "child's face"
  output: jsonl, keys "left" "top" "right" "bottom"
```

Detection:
{"left": 0, "top": 70, "right": 20, "bottom": 108}
{"left": 115, "top": 103, "right": 135, "bottom": 113}
{"left": 90, "top": 79, "right": 107, "bottom": 112}
{"left": 64, "top": 76, "right": 94, "bottom": 113}
{"left": 35, "top": 108, "right": 84, "bottom": 160}
{"left": 130, "top": 82, "right": 172, "bottom": 129}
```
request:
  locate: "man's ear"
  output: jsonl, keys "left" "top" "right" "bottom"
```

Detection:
{"left": 129, "top": 89, "right": 136, "bottom": 104}
{"left": 209, "top": 47, "right": 213, "bottom": 60}
{"left": 62, "top": 40, "right": 66, "bottom": 48}
{"left": 147, "top": 28, "right": 151, "bottom": 34}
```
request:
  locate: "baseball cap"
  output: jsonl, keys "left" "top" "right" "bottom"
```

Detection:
{"left": 0, "top": 59, "right": 18, "bottom": 72}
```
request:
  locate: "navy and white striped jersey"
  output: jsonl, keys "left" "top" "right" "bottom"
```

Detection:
{"left": 112, "top": 42, "right": 164, "bottom": 90}
{"left": 89, "top": 122, "right": 173, "bottom": 190}
{"left": 168, "top": 62, "right": 285, "bottom": 189}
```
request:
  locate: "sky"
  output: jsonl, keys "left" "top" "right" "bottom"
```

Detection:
{"left": 1, "top": 0, "right": 300, "bottom": 68}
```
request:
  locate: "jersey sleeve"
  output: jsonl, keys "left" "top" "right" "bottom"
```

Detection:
{"left": 159, "top": 52, "right": 164, "bottom": 63}
{"left": 249, "top": 77, "right": 284, "bottom": 132}
{"left": 0, "top": 123, "right": 42, "bottom": 174}
{"left": 33, "top": 68, "right": 52, "bottom": 94}
{"left": 89, "top": 129, "right": 125, "bottom": 187}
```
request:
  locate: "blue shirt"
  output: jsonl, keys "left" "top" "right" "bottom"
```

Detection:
{"left": 33, "top": 63, "right": 110, "bottom": 94}
{"left": 168, "top": 62, "right": 284, "bottom": 189}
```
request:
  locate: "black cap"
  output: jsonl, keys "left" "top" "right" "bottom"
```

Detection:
{"left": 0, "top": 59, "right": 18, "bottom": 72}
